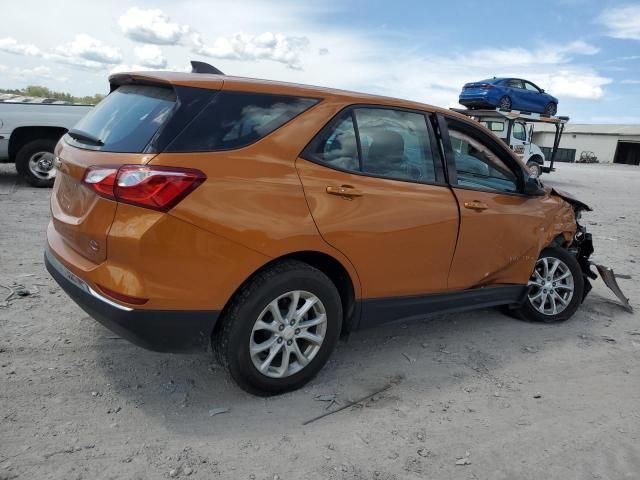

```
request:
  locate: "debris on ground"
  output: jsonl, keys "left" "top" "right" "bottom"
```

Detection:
{"left": 417, "top": 448, "right": 432, "bottom": 458}
{"left": 314, "top": 394, "right": 340, "bottom": 410}
{"left": 208, "top": 407, "right": 230, "bottom": 417}
{"left": 402, "top": 352, "right": 416, "bottom": 363}
{"left": 601, "top": 336, "right": 617, "bottom": 344}
{"left": 533, "top": 393, "right": 542, "bottom": 399}
{"left": 455, "top": 452, "right": 471, "bottom": 465}
{"left": 304, "top": 384, "right": 393, "bottom": 425}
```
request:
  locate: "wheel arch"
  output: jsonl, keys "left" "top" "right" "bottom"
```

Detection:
{"left": 527, "top": 154, "right": 544, "bottom": 165}
{"left": 9, "top": 126, "right": 67, "bottom": 161}
{"left": 213, "top": 250, "right": 360, "bottom": 341}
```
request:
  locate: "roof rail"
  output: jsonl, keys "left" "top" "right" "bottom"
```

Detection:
{"left": 190, "top": 61, "right": 224, "bottom": 75}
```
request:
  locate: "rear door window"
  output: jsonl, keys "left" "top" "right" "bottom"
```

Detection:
{"left": 304, "top": 107, "right": 439, "bottom": 184}
{"left": 68, "top": 85, "right": 176, "bottom": 153}
{"left": 167, "top": 92, "right": 318, "bottom": 152}
{"left": 507, "top": 79, "right": 524, "bottom": 89}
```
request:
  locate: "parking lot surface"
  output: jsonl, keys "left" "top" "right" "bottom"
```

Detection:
{"left": 1, "top": 162, "right": 639, "bottom": 479}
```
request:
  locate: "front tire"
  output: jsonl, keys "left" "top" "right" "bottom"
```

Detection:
{"left": 512, "top": 247, "right": 584, "bottom": 323}
{"left": 214, "top": 260, "right": 342, "bottom": 396}
{"left": 15, "top": 138, "right": 58, "bottom": 187}
{"left": 527, "top": 160, "right": 542, "bottom": 178}
{"left": 545, "top": 102, "right": 557, "bottom": 116}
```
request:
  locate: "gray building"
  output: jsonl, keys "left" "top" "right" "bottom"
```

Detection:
{"left": 532, "top": 124, "right": 640, "bottom": 165}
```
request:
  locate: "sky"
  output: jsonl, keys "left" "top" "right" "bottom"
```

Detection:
{"left": 1, "top": 0, "right": 639, "bottom": 123}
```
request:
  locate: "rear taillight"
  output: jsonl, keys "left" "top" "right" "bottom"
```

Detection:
{"left": 83, "top": 165, "right": 206, "bottom": 212}
{"left": 464, "top": 84, "right": 493, "bottom": 90}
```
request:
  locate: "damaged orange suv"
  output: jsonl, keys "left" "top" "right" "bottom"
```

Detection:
{"left": 46, "top": 63, "right": 598, "bottom": 395}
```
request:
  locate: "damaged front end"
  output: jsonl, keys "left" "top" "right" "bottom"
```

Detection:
{"left": 553, "top": 188, "right": 633, "bottom": 313}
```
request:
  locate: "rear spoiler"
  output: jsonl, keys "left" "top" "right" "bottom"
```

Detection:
{"left": 190, "top": 61, "right": 224, "bottom": 75}
{"left": 108, "top": 61, "right": 225, "bottom": 92}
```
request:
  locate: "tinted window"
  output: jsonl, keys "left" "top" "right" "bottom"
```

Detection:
{"left": 480, "top": 121, "right": 505, "bottom": 132}
{"left": 68, "top": 85, "right": 176, "bottom": 153}
{"left": 524, "top": 82, "right": 539, "bottom": 92}
{"left": 449, "top": 128, "right": 518, "bottom": 193}
{"left": 507, "top": 79, "right": 524, "bottom": 89}
{"left": 307, "top": 114, "right": 359, "bottom": 171}
{"left": 355, "top": 109, "right": 435, "bottom": 182}
{"left": 306, "top": 108, "right": 437, "bottom": 183}
{"left": 167, "top": 92, "right": 318, "bottom": 152}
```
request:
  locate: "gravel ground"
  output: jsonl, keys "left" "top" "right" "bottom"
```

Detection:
{"left": 0, "top": 162, "right": 639, "bottom": 480}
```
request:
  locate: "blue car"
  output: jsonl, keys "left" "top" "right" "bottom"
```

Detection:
{"left": 459, "top": 77, "right": 558, "bottom": 116}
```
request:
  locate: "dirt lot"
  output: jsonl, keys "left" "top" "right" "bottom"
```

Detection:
{"left": 1, "top": 162, "right": 639, "bottom": 480}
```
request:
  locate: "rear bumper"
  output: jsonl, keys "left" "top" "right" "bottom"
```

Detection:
{"left": 45, "top": 248, "right": 219, "bottom": 353}
{"left": 459, "top": 97, "right": 496, "bottom": 108}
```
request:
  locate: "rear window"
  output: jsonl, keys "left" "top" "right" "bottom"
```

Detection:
{"left": 166, "top": 91, "right": 318, "bottom": 152}
{"left": 68, "top": 85, "right": 176, "bottom": 153}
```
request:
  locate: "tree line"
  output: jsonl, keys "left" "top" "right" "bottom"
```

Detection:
{"left": 0, "top": 85, "right": 105, "bottom": 105}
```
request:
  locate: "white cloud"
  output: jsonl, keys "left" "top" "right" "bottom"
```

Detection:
{"left": 53, "top": 34, "right": 122, "bottom": 70}
{"left": 621, "top": 79, "right": 640, "bottom": 84}
{"left": 118, "top": 7, "right": 189, "bottom": 45}
{"left": 2, "top": 65, "right": 55, "bottom": 80}
{"left": 14, "top": 65, "right": 53, "bottom": 79}
{"left": 0, "top": 37, "right": 42, "bottom": 56}
{"left": 109, "top": 64, "right": 148, "bottom": 75}
{"left": 537, "top": 70, "right": 611, "bottom": 99}
{"left": 134, "top": 45, "right": 167, "bottom": 68}
{"left": 599, "top": 5, "right": 640, "bottom": 40}
{"left": 190, "top": 31, "right": 310, "bottom": 69}
{"left": 459, "top": 41, "right": 599, "bottom": 68}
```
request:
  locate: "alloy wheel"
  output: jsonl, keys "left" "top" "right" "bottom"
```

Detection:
{"left": 528, "top": 163, "right": 541, "bottom": 178}
{"left": 28, "top": 151, "right": 57, "bottom": 180}
{"left": 498, "top": 96, "right": 511, "bottom": 110}
{"left": 249, "top": 290, "right": 327, "bottom": 378}
{"left": 527, "top": 257, "right": 574, "bottom": 315}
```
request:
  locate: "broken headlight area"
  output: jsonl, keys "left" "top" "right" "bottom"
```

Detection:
{"left": 569, "top": 204, "right": 632, "bottom": 312}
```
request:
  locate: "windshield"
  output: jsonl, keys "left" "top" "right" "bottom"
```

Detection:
{"left": 68, "top": 85, "right": 176, "bottom": 153}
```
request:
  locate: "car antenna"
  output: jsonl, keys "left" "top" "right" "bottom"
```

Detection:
{"left": 190, "top": 61, "right": 224, "bottom": 75}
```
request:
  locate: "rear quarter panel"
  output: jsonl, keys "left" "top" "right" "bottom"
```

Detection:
{"left": 150, "top": 96, "right": 363, "bottom": 300}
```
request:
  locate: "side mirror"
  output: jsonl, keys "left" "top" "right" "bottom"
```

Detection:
{"left": 540, "top": 89, "right": 545, "bottom": 93}
{"left": 523, "top": 175, "right": 545, "bottom": 196}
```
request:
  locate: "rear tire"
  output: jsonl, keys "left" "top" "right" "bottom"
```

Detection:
{"left": 545, "top": 102, "right": 557, "bottom": 116}
{"left": 497, "top": 96, "right": 512, "bottom": 110}
{"left": 15, "top": 138, "right": 57, "bottom": 187}
{"left": 512, "top": 247, "right": 584, "bottom": 323}
{"left": 214, "top": 260, "right": 342, "bottom": 396}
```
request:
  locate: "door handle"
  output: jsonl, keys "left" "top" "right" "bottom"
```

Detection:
{"left": 464, "top": 201, "right": 488, "bottom": 211}
{"left": 326, "top": 185, "right": 363, "bottom": 197}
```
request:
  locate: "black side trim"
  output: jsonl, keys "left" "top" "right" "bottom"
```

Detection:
{"left": 357, "top": 286, "right": 528, "bottom": 330}
{"left": 45, "top": 250, "right": 219, "bottom": 353}
{"left": 435, "top": 113, "right": 457, "bottom": 185}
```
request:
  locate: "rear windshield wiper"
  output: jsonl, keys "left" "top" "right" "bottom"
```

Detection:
{"left": 68, "top": 128, "right": 104, "bottom": 146}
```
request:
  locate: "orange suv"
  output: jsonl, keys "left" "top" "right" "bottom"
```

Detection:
{"left": 46, "top": 63, "right": 597, "bottom": 395}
